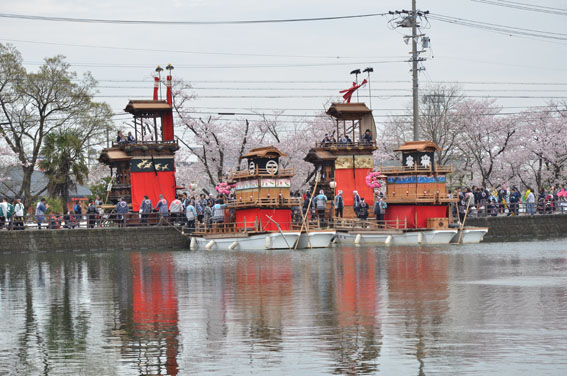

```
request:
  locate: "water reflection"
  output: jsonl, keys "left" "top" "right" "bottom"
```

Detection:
{"left": 0, "top": 240, "right": 566, "bottom": 375}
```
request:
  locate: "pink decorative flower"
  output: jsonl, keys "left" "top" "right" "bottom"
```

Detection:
{"left": 215, "top": 182, "right": 235, "bottom": 196}
{"left": 365, "top": 171, "right": 382, "bottom": 189}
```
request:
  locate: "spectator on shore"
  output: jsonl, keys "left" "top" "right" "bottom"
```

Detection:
{"left": 139, "top": 195, "right": 153, "bottom": 224}
{"left": 0, "top": 198, "right": 12, "bottom": 229}
{"left": 116, "top": 197, "right": 129, "bottom": 227}
{"left": 73, "top": 201, "right": 82, "bottom": 222}
{"left": 63, "top": 211, "right": 78, "bottom": 229}
{"left": 509, "top": 187, "right": 520, "bottom": 216}
{"left": 86, "top": 201, "right": 98, "bottom": 228}
{"left": 12, "top": 199, "right": 25, "bottom": 230}
{"left": 526, "top": 187, "right": 535, "bottom": 216}
{"left": 95, "top": 194, "right": 104, "bottom": 227}
{"left": 35, "top": 198, "right": 48, "bottom": 230}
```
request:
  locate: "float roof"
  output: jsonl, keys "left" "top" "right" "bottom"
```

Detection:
{"left": 326, "top": 102, "right": 372, "bottom": 120}
{"left": 241, "top": 146, "right": 287, "bottom": 160}
{"left": 124, "top": 100, "right": 172, "bottom": 115}
{"left": 394, "top": 140, "right": 442, "bottom": 152}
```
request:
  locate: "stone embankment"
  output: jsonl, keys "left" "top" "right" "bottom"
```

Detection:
{"left": 0, "top": 226, "right": 189, "bottom": 253}
{"left": 466, "top": 214, "right": 567, "bottom": 242}
{"left": 0, "top": 214, "right": 565, "bottom": 253}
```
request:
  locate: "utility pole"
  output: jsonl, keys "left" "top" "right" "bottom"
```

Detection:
{"left": 411, "top": 0, "right": 419, "bottom": 141}
{"left": 389, "top": 1, "right": 430, "bottom": 142}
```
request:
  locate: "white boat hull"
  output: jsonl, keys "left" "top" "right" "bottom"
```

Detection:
{"left": 452, "top": 227, "right": 488, "bottom": 244}
{"left": 192, "top": 232, "right": 300, "bottom": 251}
{"left": 297, "top": 231, "right": 336, "bottom": 249}
{"left": 421, "top": 229, "right": 459, "bottom": 245}
{"left": 335, "top": 232, "right": 394, "bottom": 245}
{"left": 390, "top": 232, "right": 422, "bottom": 245}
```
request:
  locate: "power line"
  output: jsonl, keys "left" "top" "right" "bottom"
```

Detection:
{"left": 428, "top": 13, "right": 567, "bottom": 41}
{"left": 1, "top": 38, "right": 405, "bottom": 60}
{"left": 470, "top": 0, "right": 567, "bottom": 16}
{"left": 22, "top": 59, "right": 407, "bottom": 69}
{"left": 0, "top": 12, "right": 387, "bottom": 25}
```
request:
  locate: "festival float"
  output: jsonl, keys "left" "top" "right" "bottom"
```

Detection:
{"left": 305, "top": 79, "right": 488, "bottom": 245}
{"left": 189, "top": 146, "right": 336, "bottom": 251}
{"left": 98, "top": 66, "right": 178, "bottom": 211}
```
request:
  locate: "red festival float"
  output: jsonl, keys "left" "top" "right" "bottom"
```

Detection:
{"left": 98, "top": 68, "right": 179, "bottom": 210}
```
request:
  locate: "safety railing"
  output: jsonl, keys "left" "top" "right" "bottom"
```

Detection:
{"left": 227, "top": 197, "right": 302, "bottom": 208}
{"left": 314, "top": 140, "right": 377, "bottom": 149}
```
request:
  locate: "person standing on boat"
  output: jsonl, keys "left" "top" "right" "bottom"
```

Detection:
{"left": 353, "top": 190, "right": 361, "bottom": 216}
{"left": 334, "top": 190, "right": 344, "bottom": 218}
{"left": 116, "top": 197, "right": 129, "bottom": 227}
{"left": 156, "top": 194, "right": 169, "bottom": 222}
{"left": 169, "top": 195, "right": 183, "bottom": 224}
{"left": 358, "top": 198, "right": 369, "bottom": 220}
{"left": 185, "top": 200, "right": 197, "bottom": 232}
{"left": 139, "top": 195, "right": 153, "bottom": 225}
{"left": 362, "top": 129, "right": 373, "bottom": 145}
{"left": 212, "top": 199, "right": 226, "bottom": 224}
{"left": 315, "top": 190, "right": 328, "bottom": 222}
{"left": 374, "top": 195, "right": 387, "bottom": 224}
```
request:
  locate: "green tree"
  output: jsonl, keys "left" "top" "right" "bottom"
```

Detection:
{"left": 39, "top": 130, "right": 88, "bottom": 207}
{"left": 0, "top": 43, "right": 112, "bottom": 207}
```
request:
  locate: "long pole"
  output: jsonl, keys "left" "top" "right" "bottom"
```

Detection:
{"left": 295, "top": 172, "right": 320, "bottom": 250}
{"left": 412, "top": 0, "right": 419, "bottom": 141}
{"left": 456, "top": 194, "right": 473, "bottom": 244}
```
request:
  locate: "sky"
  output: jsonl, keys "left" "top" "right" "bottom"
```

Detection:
{"left": 1, "top": 0, "right": 566, "bottom": 135}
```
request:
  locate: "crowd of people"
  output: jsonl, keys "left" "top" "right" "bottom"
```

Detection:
{"left": 1, "top": 183, "right": 565, "bottom": 231}
{"left": 452, "top": 185, "right": 567, "bottom": 221}
{"left": 320, "top": 129, "right": 374, "bottom": 147}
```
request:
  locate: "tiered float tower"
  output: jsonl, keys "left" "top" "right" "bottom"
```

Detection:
{"left": 304, "top": 102, "right": 377, "bottom": 218}
{"left": 98, "top": 75, "right": 179, "bottom": 209}
{"left": 229, "top": 146, "right": 300, "bottom": 231}
{"left": 382, "top": 141, "right": 456, "bottom": 228}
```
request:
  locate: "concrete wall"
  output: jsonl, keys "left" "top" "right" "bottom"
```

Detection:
{"left": 467, "top": 214, "right": 567, "bottom": 242}
{"left": 0, "top": 227, "right": 189, "bottom": 253}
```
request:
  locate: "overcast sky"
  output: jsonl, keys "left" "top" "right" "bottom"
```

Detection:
{"left": 1, "top": 0, "right": 566, "bottom": 133}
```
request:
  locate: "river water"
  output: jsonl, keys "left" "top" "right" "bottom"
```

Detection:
{"left": 0, "top": 240, "right": 566, "bottom": 375}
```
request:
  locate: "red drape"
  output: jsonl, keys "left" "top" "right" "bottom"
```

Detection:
{"left": 385, "top": 205, "right": 447, "bottom": 228}
{"left": 235, "top": 208, "right": 292, "bottom": 231}
{"left": 335, "top": 167, "right": 374, "bottom": 206}
{"left": 131, "top": 171, "right": 176, "bottom": 211}
{"left": 161, "top": 112, "right": 174, "bottom": 141}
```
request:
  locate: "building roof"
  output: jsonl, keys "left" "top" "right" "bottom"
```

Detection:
{"left": 394, "top": 140, "right": 442, "bottom": 152}
{"left": 124, "top": 100, "right": 172, "bottom": 115}
{"left": 326, "top": 102, "right": 372, "bottom": 120}
{"left": 0, "top": 166, "right": 91, "bottom": 200}
{"left": 241, "top": 146, "right": 287, "bottom": 160}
